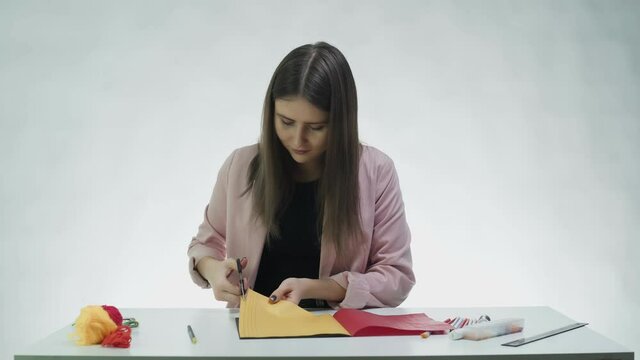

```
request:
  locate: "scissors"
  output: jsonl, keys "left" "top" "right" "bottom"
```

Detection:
{"left": 122, "top": 318, "right": 139, "bottom": 328}
{"left": 236, "top": 258, "right": 246, "bottom": 300}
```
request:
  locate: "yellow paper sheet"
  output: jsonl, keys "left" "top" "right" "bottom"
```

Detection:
{"left": 239, "top": 289, "right": 350, "bottom": 338}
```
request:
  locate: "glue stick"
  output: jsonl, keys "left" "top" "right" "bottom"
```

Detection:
{"left": 449, "top": 318, "right": 524, "bottom": 341}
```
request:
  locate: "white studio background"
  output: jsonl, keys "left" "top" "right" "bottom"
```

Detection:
{"left": 1, "top": 0, "right": 638, "bottom": 358}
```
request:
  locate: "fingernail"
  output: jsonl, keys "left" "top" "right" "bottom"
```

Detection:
{"left": 269, "top": 295, "right": 277, "bottom": 302}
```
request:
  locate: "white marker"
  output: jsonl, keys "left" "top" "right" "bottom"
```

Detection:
{"left": 450, "top": 318, "right": 524, "bottom": 341}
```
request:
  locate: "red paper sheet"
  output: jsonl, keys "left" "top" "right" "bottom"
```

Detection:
{"left": 333, "top": 309, "right": 453, "bottom": 336}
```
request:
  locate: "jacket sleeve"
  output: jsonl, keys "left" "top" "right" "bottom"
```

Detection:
{"left": 329, "top": 158, "right": 415, "bottom": 308}
{"left": 187, "top": 150, "right": 237, "bottom": 289}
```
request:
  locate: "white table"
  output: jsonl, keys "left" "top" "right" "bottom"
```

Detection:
{"left": 15, "top": 306, "right": 633, "bottom": 359}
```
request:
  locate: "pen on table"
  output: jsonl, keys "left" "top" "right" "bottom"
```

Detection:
{"left": 187, "top": 325, "right": 197, "bottom": 344}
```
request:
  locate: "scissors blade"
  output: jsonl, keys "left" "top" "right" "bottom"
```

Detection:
{"left": 236, "top": 258, "right": 246, "bottom": 299}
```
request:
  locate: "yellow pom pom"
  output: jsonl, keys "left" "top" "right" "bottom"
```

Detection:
{"left": 70, "top": 305, "right": 117, "bottom": 345}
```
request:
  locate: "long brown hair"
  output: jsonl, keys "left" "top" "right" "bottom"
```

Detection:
{"left": 245, "top": 41, "right": 362, "bottom": 255}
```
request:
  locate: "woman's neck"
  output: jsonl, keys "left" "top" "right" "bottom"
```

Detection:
{"left": 293, "top": 161, "right": 322, "bottom": 182}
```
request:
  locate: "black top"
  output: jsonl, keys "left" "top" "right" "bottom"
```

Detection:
{"left": 253, "top": 180, "right": 328, "bottom": 308}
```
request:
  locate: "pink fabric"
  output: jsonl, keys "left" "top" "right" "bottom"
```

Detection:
{"left": 187, "top": 144, "right": 415, "bottom": 309}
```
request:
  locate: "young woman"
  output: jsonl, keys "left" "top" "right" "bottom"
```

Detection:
{"left": 187, "top": 41, "right": 414, "bottom": 309}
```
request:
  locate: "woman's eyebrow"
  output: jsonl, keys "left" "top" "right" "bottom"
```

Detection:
{"left": 276, "top": 113, "right": 327, "bottom": 124}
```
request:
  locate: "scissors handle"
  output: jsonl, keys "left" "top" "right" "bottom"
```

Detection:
{"left": 236, "top": 258, "right": 246, "bottom": 299}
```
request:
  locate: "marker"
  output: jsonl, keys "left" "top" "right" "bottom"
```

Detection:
{"left": 187, "top": 325, "right": 197, "bottom": 344}
{"left": 450, "top": 318, "right": 524, "bottom": 341}
{"left": 453, "top": 317, "right": 462, "bottom": 328}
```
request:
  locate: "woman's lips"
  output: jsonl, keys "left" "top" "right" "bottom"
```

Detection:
{"left": 292, "top": 149, "right": 310, "bottom": 155}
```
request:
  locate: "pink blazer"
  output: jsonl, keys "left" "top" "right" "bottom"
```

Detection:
{"left": 187, "top": 144, "right": 414, "bottom": 309}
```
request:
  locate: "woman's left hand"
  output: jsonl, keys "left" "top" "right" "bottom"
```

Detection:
{"left": 269, "top": 278, "right": 310, "bottom": 305}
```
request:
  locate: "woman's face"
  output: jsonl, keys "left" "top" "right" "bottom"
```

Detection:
{"left": 274, "top": 96, "right": 329, "bottom": 173}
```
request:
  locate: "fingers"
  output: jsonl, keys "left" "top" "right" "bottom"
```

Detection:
{"left": 212, "top": 276, "right": 241, "bottom": 300}
{"left": 222, "top": 258, "right": 237, "bottom": 277}
{"left": 212, "top": 288, "right": 240, "bottom": 303}
{"left": 269, "top": 284, "right": 285, "bottom": 303}
{"left": 286, "top": 293, "right": 301, "bottom": 305}
{"left": 213, "top": 257, "right": 250, "bottom": 303}
{"left": 222, "top": 257, "right": 248, "bottom": 277}
{"left": 268, "top": 293, "right": 281, "bottom": 304}
{"left": 213, "top": 280, "right": 248, "bottom": 303}
{"left": 226, "top": 257, "right": 248, "bottom": 270}
{"left": 269, "top": 290, "right": 301, "bottom": 305}
{"left": 269, "top": 281, "right": 294, "bottom": 304}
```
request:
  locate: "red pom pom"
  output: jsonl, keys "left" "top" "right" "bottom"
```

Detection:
{"left": 101, "top": 325, "right": 131, "bottom": 348}
{"left": 101, "top": 305, "right": 123, "bottom": 326}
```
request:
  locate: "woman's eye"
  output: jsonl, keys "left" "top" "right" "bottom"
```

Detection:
{"left": 310, "top": 126, "right": 325, "bottom": 131}
{"left": 281, "top": 119, "right": 294, "bottom": 126}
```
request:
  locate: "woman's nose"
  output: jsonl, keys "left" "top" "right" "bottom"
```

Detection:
{"left": 294, "top": 127, "right": 307, "bottom": 146}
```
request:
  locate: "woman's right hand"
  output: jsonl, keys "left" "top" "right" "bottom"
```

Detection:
{"left": 196, "top": 257, "right": 248, "bottom": 303}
